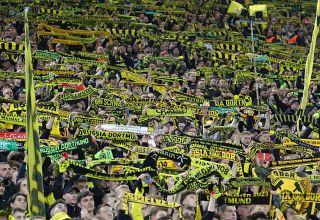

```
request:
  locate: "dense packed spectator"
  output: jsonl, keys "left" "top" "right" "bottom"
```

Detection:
{"left": 1, "top": 0, "right": 320, "bottom": 220}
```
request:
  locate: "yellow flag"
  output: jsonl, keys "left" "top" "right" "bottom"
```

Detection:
{"left": 300, "top": 0, "right": 320, "bottom": 113}
{"left": 298, "top": 0, "right": 320, "bottom": 136}
{"left": 24, "top": 8, "right": 46, "bottom": 217}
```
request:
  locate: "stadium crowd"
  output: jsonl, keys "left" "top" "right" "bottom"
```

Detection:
{"left": 1, "top": 0, "right": 320, "bottom": 220}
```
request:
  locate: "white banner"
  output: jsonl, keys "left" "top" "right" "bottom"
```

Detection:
{"left": 97, "top": 124, "right": 150, "bottom": 134}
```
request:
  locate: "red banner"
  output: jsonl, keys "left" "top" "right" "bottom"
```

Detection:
{"left": 0, "top": 132, "right": 26, "bottom": 140}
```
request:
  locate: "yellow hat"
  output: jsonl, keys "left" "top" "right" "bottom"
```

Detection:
{"left": 50, "top": 212, "right": 71, "bottom": 220}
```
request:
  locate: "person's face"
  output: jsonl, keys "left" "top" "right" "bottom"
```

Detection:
{"left": 56, "top": 45, "right": 64, "bottom": 52}
{"left": 195, "top": 89, "right": 203, "bottom": 97}
{"left": 188, "top": 73, "right": 197, "bottom": 83}
{"left": 237, "top": 205, "right": 250, "bottom": 219}
{"left": 283, "top": 97, "right": 289, "bottom": 105}
{"left": 132, "top": 85, "right": 141, "bottom": 94}
{"left": 106, "top": 181, "right": 120, "bottom": 192}
{"left": 219, "top": 79, "right": 228, "bottom": 89}
{"left": 183, "top": 194, "right": 197, "bottom": 208}
{"left": 96, "top": 206, "right": 114, "bottom": 220}
{"left": 3, "top": 88, "right": 13, "bottom": 99}
{"left": 291, "top": 102, "right": 299, "bottom": 110}
{"left": 285, "top": 208, "right": 296, "bottom": 220}
{"left": 0, "top": 182, "right": 5, "bottom": 196}
{"left": 172, "top": 48, "right": 179, "bottom": 57}
{"left": 10, "top": 28, "right": 17, "bottom": 39}
{"left": 11, "top": 195, "right": 27, "bottom": 211}
{"left": 36, "top": 61, "right": 45, "bottom": 70}
{"left": 103, "top": 196, "right": 117, "bottom": 209}
{"left": 4, "top": 30, "right": 11, "bottom": 38}
{"left": 14, "top": 35, "right": 22, "bottom": 44}
{"left": 197, "top": 79, "right": 206, "bottom": 89}
{"left": 240, "top": 86, "right": 250, "bottom": 95}
{"left": 259, "top": 133, "right": 271, "bottom": 143}
{"left": 0, "top": 163, "right": 12, "bottom": 180}
{"left": 13, "top": 211, "right": 25, "bottom": 220}
{"left": 19, "top": 179, "right": 28, "bottom": 195}
{"left": 221, "top": 206, "right": 237, "bottom": 220}
{"left": 210, "top": 78, "right": 218, "bottom": 87}
{"left": 75, "top": 181, "right": 89, "bottom": 192}
{"left": 79, "top": 195, "right": 95, "bottom": 213}
{"left": 50, "top": 203, "right": 67, "bottom": 217}
{"left": 63, "top": 191, "right": 78, "bottom": 205}
{"left": 119, "top": 46, "right": 126, "bottom": 54}
{"left": 18, "top": 93, "right": 26, "bottom": 103}
{"left": 241, "top": 134, "right": 251, "bottom": 146}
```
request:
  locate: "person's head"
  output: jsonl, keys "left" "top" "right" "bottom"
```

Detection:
{"left": 106, "top": 181, "right": 120, "bottom": 193}
{"left": 259, "top": 87, "right": 269, "bottom": 99}
{"left": 49, "top": 199, "right": 67, "bottom": 217}
{"left": 219, "top": 205, "right": 237, "bottom": 220}
{"left": 284, "top": 207, "right": 297, "bottom": 220}
{"left": 132, "top": 85, "right": 141, "bottom": 95}
{"left": 16, "top": 178, "right": 27, "bottom": 195}
{"left": 102, "top": 193, "right": 117, "bottom": 209}
{"left": 250, "top": 212, "right": 269, "bottom": 220}
{"left": 187, "top": 71, "right": 197, "bottom": 83}
{"left": 55, "top": 43, "right": 64, "bottom": 52}
{"left": 240, "top": 85, "right": 250, "bottom": 96}
{"left": 13, "top": 78, "right": 22, "bottom": 87}
{"left": 180, "top": 191, "right": 197, "bottom": 208}
{"left": 259, "top": 131, "right": 271, "bottom": 143}
{"left": 240, "top": 131, "right": 252, "bottom": 146}
{"left": 62, "top": 185, "right": 80, "bottom": 205}
{"left": 249, "top": 205, "right": 266, "bottom": 216}
{"left": 195, "top": 88, "right": 203, "bottom": 97}
{"left": 115, "top": 185, "right": 130, "bottom": 199}
{"left": 77, "top": 191, "right": 95, "bottom": 214}
{"left": 8, "top": 193, "right": 27, "bottom": 211}
{"left": 2, "top": 87, "right": 13, "bottom": 99}
{"left": 218, "top": 79, "right": 228, "bottom": 89}
{"left": 12, "top": 208, "right": 25, "bottom": 220}
{"left": 149, "top": 206, "right": 167, "bottom": 220}
{"left": 290, "top": 100, "right": 300, "bottom": 111}
{"left": 8, "top": 160, "right": 20, "bottom": 173}
{"left": 17, "top": 92, "right": 26, "bottom": 103}
{"left": 94, "top": 205, "right": 114, "bottom": 220}
{"left": 109, "top": 75, "right": 118, "bottom": 87}
{"left": 237, "top": 205, "right": 250, "bottom": 219}
{"left": 172, "top": 48, "right": 180, "bottom": 57}
{"left": 74, "top": 176, "right": 89, "bottom": 192}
